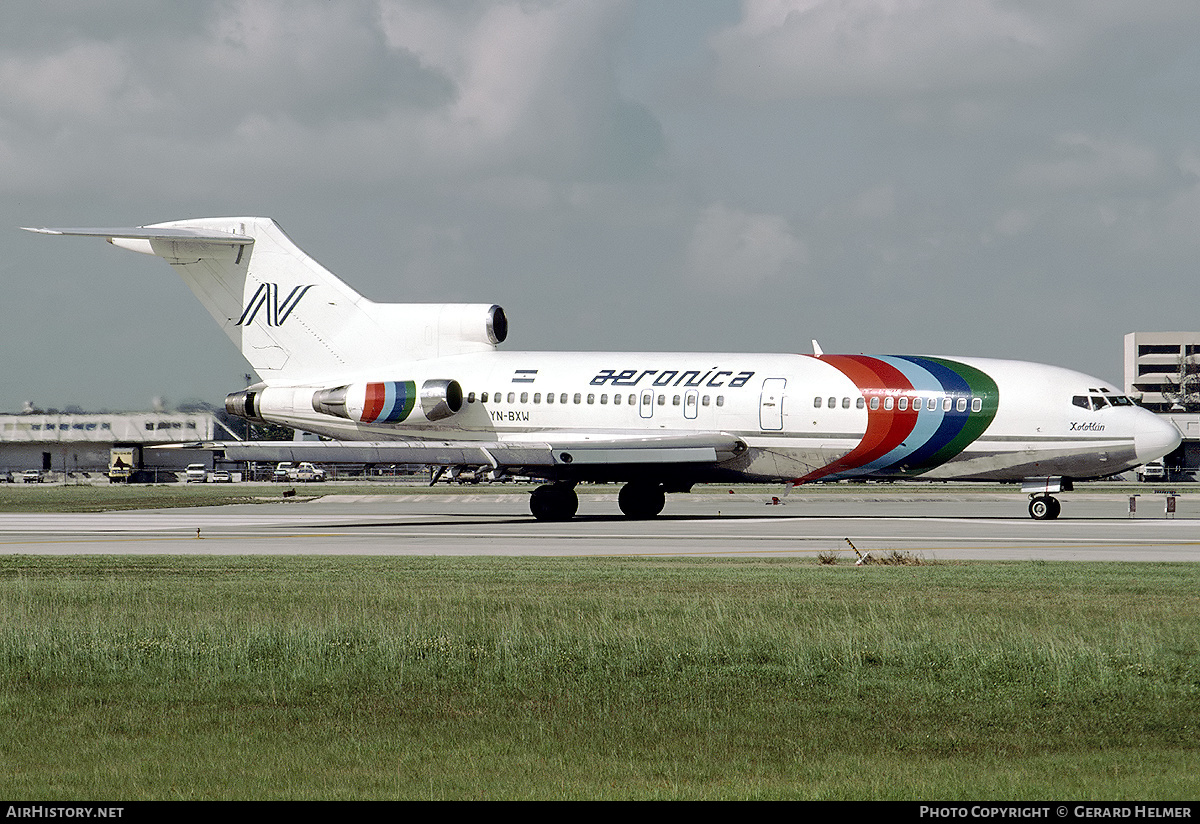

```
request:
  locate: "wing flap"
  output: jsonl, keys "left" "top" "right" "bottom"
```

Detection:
{"left": 168, "top": 441, "right": 552, "bottom": 467}
{"left": 554, "top": 447, "right": 719, "bottom": 465}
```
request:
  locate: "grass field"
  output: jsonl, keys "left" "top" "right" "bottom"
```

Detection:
{"left": 0, "top": 555, "right": 1196, "bottom": 799}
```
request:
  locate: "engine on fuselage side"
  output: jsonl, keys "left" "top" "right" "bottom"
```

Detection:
{"left": 226, "top": 379, "right": 464, "bottom": 426}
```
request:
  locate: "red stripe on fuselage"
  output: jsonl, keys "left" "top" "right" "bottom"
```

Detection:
{"left": 795, "top": 355, "right": 918, "bottom": 483}
{"left": 362, "top": 382, "right": 385, "bottom": 423}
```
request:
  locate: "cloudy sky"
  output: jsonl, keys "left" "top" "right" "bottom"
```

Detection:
{"left": 6, "top": 0, "right": 1200, "bottom": 411}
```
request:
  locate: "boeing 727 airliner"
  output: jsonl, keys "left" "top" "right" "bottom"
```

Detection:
{"left": 25, "top": 217, "right": 1181, "bottom": 520}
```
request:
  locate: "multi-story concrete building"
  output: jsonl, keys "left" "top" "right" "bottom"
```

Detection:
{"left": 1123, "top": 331, "right": 1200, "bottom": 412}
{"left": 1124, "top": 332, "right": 1200, "bottom": 475}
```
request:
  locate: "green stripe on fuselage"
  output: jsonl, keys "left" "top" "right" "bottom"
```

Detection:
{"left": 919, "top": 357, "right": 999, "bottom": 469}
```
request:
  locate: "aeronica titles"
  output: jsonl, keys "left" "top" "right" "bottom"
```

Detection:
{"left": 589, "top": 369, "right": 756, "bottom": 388}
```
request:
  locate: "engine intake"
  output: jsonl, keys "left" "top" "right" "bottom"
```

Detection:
{"left": 420, "top": 379, "right": 463, "bottom": 421}
{"left": 486, "top": 305, "right": 508, "bottom": 345}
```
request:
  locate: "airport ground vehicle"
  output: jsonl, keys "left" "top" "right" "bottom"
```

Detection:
{"left": 1137, "top": 460, "right": 1167, "bottom": 482}
{"left": 108, "top": 447, "right": 136, "bottom": 482}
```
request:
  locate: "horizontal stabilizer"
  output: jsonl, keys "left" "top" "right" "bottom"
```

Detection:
{"left": 22, "top": 226, "right": 253, "bottom": 244}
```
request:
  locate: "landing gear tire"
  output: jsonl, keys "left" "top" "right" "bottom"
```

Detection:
{"left": 530, "top": 484, "right": 578, "bottom": 521}
{"left": 618, "top": 482, "right": 666, "bottom": 519}
{"left": 1028, "top": 495, "right": 1061, "bottom": 520}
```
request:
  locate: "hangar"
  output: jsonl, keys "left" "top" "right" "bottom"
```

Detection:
{"left": 0, "top": 411, "right": 237, "bottom": 482}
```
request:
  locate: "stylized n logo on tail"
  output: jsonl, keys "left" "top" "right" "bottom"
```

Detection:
{"left": 237, "top": 283, "right": 314, "bottom": 327}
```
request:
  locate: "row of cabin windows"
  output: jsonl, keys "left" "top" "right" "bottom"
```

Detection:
{"left": 467, "top": 391, "right": 726, "bottom": 407}
{"left": 814, "top": 395, "right": 984, "bottom": 413}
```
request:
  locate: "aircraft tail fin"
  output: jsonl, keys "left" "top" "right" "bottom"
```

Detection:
{"left": 25, "top": 218, "right": 506, "bottom": 383}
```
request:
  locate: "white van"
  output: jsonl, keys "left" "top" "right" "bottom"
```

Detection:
{"left": 1137, "top": 460, "right": 1166, "bottom": 482}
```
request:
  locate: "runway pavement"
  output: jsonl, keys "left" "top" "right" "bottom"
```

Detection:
{"left": 1, "top": 487, "right": 1198, "bottom": 560}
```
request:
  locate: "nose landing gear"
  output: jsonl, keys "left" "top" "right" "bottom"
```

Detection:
{"left": 1028, "top": 495, "right": 1061, "bottom": 520}
{"left": 1023, "top": 478, "right": 1071, "bottom": 520}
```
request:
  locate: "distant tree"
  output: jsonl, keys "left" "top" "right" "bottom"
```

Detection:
{"left": 251, "top": 421, "right": 295, "bottom": 441}
{"left": 1161, "top": 353, "right": 1200, "bottom": 411}
{"left": 176, "top": 398, "right": 217, "bottom": 413}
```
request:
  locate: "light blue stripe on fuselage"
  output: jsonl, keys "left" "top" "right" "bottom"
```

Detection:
{"left": 853, "top": 356, "right": 946, "bottom": 475}
{"left": 383, "top": 381, "right": 399, "bottom": 421}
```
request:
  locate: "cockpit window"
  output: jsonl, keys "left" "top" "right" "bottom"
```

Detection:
{"left": 1074, "top": 394, "right": 1135, "bottom": 410}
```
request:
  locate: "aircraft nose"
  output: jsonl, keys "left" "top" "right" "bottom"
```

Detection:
{"left": 1135, "top": 412, "right": 1181, "bottom": 462}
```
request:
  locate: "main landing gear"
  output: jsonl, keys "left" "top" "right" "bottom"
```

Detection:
{"left": 617, "top": 481, "right": 666, "bottom": 519}
{"left": 529, "top": 481, "right": 668, "bottom": 521}
{"left": 529, "top": 483, "right": 578, "bottom": 522}
{"left": 1028, "top": 494, "right": 1061, "bottom": 520}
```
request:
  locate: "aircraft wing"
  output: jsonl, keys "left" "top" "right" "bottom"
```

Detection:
{"left": 164, "top": 433, "right": 747, "bottom": 471}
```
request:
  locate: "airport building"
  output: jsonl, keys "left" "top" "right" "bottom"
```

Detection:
{"left": 1123, "top": 332, "right": 1200, "bottom": 412}
{"left": 0, "top": 411, "right": 238, "bottom": 481}
{"left": 1124, "top": 331, "right": 1200, "bottom": 475}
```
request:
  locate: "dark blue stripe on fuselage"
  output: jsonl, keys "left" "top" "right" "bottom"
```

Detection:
{"left": 887, "top": 356, "right": 971, "bottom": 471}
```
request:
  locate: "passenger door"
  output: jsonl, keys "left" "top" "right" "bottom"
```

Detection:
{"left": 759, "top": 378, "right": 786, "bottom": 430}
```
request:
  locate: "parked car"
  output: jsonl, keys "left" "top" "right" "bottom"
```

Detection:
{"left": 272, "top": 461, "right": 325, "bottom": 482}
{"left": 291, "top": 462, "right": 326, "bottom": 482}
{"left": 21, "top": 470, "right": 42, "bottom": 484}
{"left": 209, "top": 470, "right": 232, "bottom": 483}
{"left": 185, "top": 464, "right": 207, "bottom": 483}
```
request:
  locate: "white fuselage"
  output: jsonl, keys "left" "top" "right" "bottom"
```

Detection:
{"left": 248, "top": 349, "right": 1180, "bottom": 485}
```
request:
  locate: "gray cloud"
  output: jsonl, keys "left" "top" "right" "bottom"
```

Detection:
{"left": 6, "top": 0, "right": 1200, "bottom": 409}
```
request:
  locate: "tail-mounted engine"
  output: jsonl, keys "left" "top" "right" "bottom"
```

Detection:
{"left": 225, "top": 379, "right": 464, "bottom": 429}
{"left": 312, "top": 379, "right": 463, "bottom": 424}
{"left": 225, "top": 389, "right": 264, "bottom": 422}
